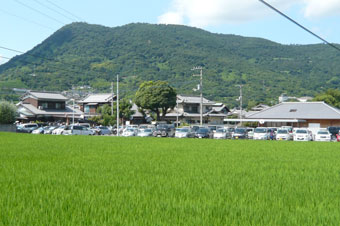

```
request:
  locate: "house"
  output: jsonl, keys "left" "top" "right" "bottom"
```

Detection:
{"left": 244, "top": 102, "right": 340, "bottom": 128}
{"left": 17, "top": 91, "right": 83, "bottom": 123}
{"left": 165, "top": 95, "right": 229, "bottom": 125}
{"left": 78, "top": 93, "right": 116, "bottom": 118}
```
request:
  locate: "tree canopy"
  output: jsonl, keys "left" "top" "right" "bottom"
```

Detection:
{"left": 0, "top": 101, "right": 17, "bottom": 124}
{"left": 135, "top": 81, "right": 176, "bottom": 121}
{"left": 313, "top": 89, "right": 340, "bottom": 108}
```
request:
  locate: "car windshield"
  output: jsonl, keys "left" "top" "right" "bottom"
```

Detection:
{"left": 99, "top": 126, "right": 108, "bottom": 129}
{"left": 157, "top": 125, "right": 168, "bottom": 129}
{"left": 254, "top": 128, "right": 266, "bottom": 133}
{"left": 216, "top": 129, "right": 226, "bottom": 133}
{"left": 235, "top": 128, "right": 246, "bottom": 133}
{"left": 277, "top": 130, "right": 288, "bottom": 134}
{"left": 177, "top": 128, "right": 189, "bottom": 132}
{"left": 296, "top": 130, "right": 307, "bottom": 134}
{"left": 126, "top": 129, "right": 135, "bottom": 132}
{"left": 317, "top": 131, "right": 329, "bottom": 135}
{"left": 197, "top": 128, "right": 209, "bottom": 133}
{"left": 227, "top": 128, "right": 234, "bottom": 132}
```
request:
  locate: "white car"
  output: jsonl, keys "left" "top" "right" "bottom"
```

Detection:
{"left": 213, "top": 128, "right": 228, "bottom": 139}
{"left": 52, "top": 125, "right": 66, "bottom": 135}
{"left": 137, "top": 128, "right": 154, "bottom": 137}
{"left": 314, "top": 129, "right": 331, "bottom": 142}
{"left": 253, "top": 127, "right": 269, "bottom": 140}
{"left": 276, "top": 129, "right": 292, "bottom": 141}
{"left": 175, "top": 128, "right": 195, "bottom": 138}
{"left": 122, "top": 128, "right": 137, "bottom": 137}
{"left": 293, "top": 128, "right": 313, "bottom": 141}
{"left": 62, "top": 125, "right": 95, "bottom": 135}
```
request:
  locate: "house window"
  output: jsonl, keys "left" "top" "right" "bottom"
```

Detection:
{"left": 289, "top": 109, "right": 297, "bottom": 112}
{"left": 192, "top": 106, "right": 198, "bottom": 113}
{"left": 84, "top": 105, "right": 90, "bottom": 113}
{"left": 42, "top": 102, "right": 48, "bottom": 109}
{"left": 56, "top": 103, "right": 62, "bottom": 109}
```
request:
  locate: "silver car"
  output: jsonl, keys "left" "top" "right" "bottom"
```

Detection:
{"left": 175, "top": 128, "right": 195, "bottom": 138}
{"left": 137, "top": 128, "right": 154, "bottom": 137}
{"left": 213, "top": 128, "right": 228, "bottom": 139}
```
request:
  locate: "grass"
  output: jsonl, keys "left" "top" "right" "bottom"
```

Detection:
{"left": 1, "top": 132, "right": 340, "bottom": 225}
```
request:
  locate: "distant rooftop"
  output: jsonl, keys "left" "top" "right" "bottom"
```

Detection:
{"left": 22, "top": 91, "right": 68, "bottom": 101}
{"left": 247, "top": 102, "right": 340, "bottom": 120}
{"left": 79, "top": 93, "right": 116, "bottom": 103}
{"left": 177, "top": 94, "right": 215, "bottom": 105}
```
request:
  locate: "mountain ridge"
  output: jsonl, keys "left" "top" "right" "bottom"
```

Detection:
{"left": 1, "top": 22, "right": 340, "bottom": 107}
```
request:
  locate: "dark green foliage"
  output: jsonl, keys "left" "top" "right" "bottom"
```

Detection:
{"left": 313, "top": 89, "right": 340, "bottom": 108}
{"left": 135, "top": 81, "right": 176, "bottom": 120}
{"left": 0, "top": 101, "right": 16, "bottom": 124}
{"left": 1, "top": 22, "right": 340, "bottom": 107}
{"left": 90, "top": 99, "right": 134, "bottom": 126}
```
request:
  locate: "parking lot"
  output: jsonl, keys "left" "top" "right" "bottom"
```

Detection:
{"left": 15, "top": 122, "right": 340, "bottom": 142}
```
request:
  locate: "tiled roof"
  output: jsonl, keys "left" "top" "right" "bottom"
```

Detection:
{"left": 177, "top": 95, "right": 215, "bottom": 105}
{"left": 18, "top": 103, "right": 83, "bottom": 116}
{"left": 24, "top": 91, "right": 68, "bottom": 101}
{"left": 79, "top": 93, "right": 115, "bottom": 103}
{"left": 247, "top": 102, "right": 340, "bottom": 119}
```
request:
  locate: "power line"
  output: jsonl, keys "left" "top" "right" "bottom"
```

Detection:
{"left": 259, "top": 0, "right": 340, "bottom": 52}
{"left": 45, "top": 0, "right": 85, "bottom": 22}
{"left": 14, "top": 0, "right": 66, "bottom": 25}
{"left": 32, "top": 0, "right": 77, "bottom": 22}
{"left": 0, "top": 8, "right": 55, "bottom": 31}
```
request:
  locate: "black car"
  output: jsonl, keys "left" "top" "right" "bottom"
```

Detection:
{"left": 328, "top": 126, "right": 340, "bottom": 139}
{"left": 153, "top": 124, "right": 175, "bottom": 137}
{"left": 195, "top": 127, "right": 212, "bottom": 138}
{"left": 232, "top": 127, "right": 248, "bottom": 139}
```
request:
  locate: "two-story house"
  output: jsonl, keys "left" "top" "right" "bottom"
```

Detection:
{"left": 165, "top": 95, "right": 230, "bottom": 124}
{"left": 78, "top": 93, "right": 116, "bottom": 118}
{"left": 17, "top": 91, "right": 83, "bottom": 123}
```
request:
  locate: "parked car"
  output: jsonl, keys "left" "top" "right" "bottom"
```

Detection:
{"left": 247, "top": 128, "right": 255, "bottom": 139}
{"left": 232, "top": 127, "right": 248, "bottom": 139}
{"left": 293, "top": 128, "right": 313, "bottom": 141}
{"left": 44, "top": 126, "right": 59, "bottom": 134}
{"left": 32, "top": 126, "right": 49, "bottom": 134}
{"left": 153, "top": 124, "right": 175, "bottom": 137}
{"left": 328, "top": 126, "right": 340, "bottom": 140}
{"left": 175, "top": 127, "right": 195, "bottom": 138}
{"left": 62, "top": 125, "right": 95, "bottom": 135}
{"left": 213, "top": 128, "right": 228, "bottom": 139}
{"left": 52, "top": 125, "right": 66, "bottom": 135}
{"left": 314, "top": 129, "right": 331, "bottom": 142}
{"left": 195, "top": 127, "right": 213, "bottom": 138}
{"left": 226, "top": 127, "right": 235, "bottom": 139}
{"left": 16, "top": 123, "right": 39, "bottom": 133}
{"left": 253, "top": 127, "right": 269, "bottom": 140}
{"left": 95, "top": 126, "right": 112, "bottom": 135}
{"left": 276, "top": 129, "right": 292, "bottom": 141}
{"left": 122, "top": 128, "right": 137, "bottom": 137}
{"left": 136, "top": 128, "right": 154, "bottom": 137}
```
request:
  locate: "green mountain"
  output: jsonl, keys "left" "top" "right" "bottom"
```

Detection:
{"left": 1, "top": 22, "right": 340, "bottom": 107}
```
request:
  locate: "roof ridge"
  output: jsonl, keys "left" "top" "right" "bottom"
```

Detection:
{"left": 246, "top": 102, "right": 284, "bottom": 118}
{"left": 321, "top": 102, "right": 340, "bottom": 116}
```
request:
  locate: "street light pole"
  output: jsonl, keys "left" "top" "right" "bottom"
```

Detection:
{"left": 192, "top": 67, "right": 203, "bottom": 126}
{"left": 72, "top": 98, "right": 75, "bottom": 125}
{"left": 235, "top": 84, "right": 243, "bottom": 125}
{"left": 116, "top": 74, "right": 120, "bottom": 137}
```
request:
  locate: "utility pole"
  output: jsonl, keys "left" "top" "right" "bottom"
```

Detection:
{"left": 116, "top": 74, "right": 120, "bottom": 136}
{"left": 192, "top": 67, "right": 203, "bottom": 126}
{"left": 111, "top": 82, "right": 114, "bottom": 116}
{"left": 235, "top": 84, "right": 243, "bottom": 125}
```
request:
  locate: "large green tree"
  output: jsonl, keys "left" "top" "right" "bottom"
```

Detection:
{"left": 89, "top": 99, "right": 134, "bottom": 126}
{"left": 0, "top": 101, "right": 17, "bottom": 124}
{"left": 135, "top": 81, "right": 176, "bottom": 121}
{"left": 313, "top": 89, "right": 340, "bottom": 108}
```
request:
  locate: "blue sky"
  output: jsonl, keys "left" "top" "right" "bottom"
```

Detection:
{"left": 1, "top": 0, "right": 340, "bottom": 65}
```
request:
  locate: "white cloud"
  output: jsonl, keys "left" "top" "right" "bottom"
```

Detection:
{"left": 158, "top": 11, "right": 183, "bottom": 25}
{"left": 158, "top": 0, "right": 340, "bottom": 27}
{"left": 303, "top": 0, "right": 340, "bottom": 18}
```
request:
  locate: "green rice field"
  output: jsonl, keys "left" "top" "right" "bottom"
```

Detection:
{"left": 1, "top": 132, "right": 340, "bottom": 225}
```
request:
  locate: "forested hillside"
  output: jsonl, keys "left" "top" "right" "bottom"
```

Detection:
{"left": 1, "top": 22, "right": 340, "bottom": 107}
